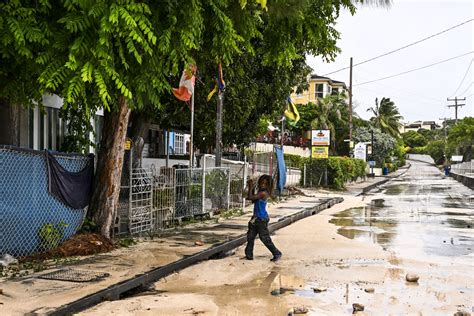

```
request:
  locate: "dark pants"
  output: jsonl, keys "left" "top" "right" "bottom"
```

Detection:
{"left": 245, "top": 217, "right": 281, "bottom": 258}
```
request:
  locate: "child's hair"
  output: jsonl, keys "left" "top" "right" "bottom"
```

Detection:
{"left": 258, "top": 175, "right": 275, "bottom": 197}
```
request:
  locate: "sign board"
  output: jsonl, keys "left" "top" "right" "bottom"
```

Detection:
{"left": 354, "top": 142, "right": 367, "bottom": 161}
{"left": 311, "top": 130, "right": 330, "bottom": 146}
{"left": 367, "top": 144, "right": 372, "bottom": 155}
{"left": 368, "top": 160, "right": 376, "bottom": 167}
{"left": 451, "top": 155, "right": 463, "bottom": 162}
{"left": 312, "top": 146, "right": 329, "bottom": 159}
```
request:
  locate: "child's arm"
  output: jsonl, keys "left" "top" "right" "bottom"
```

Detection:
{"left": 246, "top": 179, "right": 269, "bottom": 201}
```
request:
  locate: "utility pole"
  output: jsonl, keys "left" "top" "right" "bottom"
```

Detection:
{"left": 349, "top": 57, "right": 353, "bottom": 141}
{"left": 215, "top": 90, "right": 223, "bottom": 167}
{"left": 447, "top": 97, "right": 465, "bottom": 124}
{"left": 439, "top": 117, "right": 450, "bottom": 141}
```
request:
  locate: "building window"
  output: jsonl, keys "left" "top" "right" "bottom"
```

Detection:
{"left": 175, "top": 133, "right": 185, "bottom": 155}
{"left": 332, "top": 88, "right": 339, "bottom": 95}
{"left": 315, "top": 84, "right": 324, "bottom": 99}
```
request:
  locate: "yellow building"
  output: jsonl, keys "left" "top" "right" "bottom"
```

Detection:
{"left": 291, "top": 75, "right": 348, "bottom": 105}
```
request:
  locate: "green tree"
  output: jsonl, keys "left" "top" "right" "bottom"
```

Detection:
{"left": 447, "top": 116, "right": 473, "bottom": 160}
{"left": 1, "top": 0, "right": 390, "bottom": 238}
{"left": 367, "top": 97, "right": 403, "bottom": 138}
{"left": 402, "top": 130, "right": 427, "bottom": 148}
{"left": 353, "top": 126, "right": 396, "bottom": 165}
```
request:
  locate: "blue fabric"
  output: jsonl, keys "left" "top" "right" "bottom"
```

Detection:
{"left": 253, "top": 194, "right": 269, "bottom": 219}
{"left": 275, "top": 146, "right": 286, "bottom": 194}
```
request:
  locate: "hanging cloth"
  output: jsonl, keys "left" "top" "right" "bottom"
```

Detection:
{"left": 275, "top": 146, "right": 286, "bottom": 195}
{"left": 46, "top": 151, "right": 94, "bottom": 209}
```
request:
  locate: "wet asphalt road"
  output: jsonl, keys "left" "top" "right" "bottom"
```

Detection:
{"left": 332, "top": 160, "right": 473, "bottom": 261}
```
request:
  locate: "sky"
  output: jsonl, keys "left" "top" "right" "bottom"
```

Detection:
{"left": 307, "top": 0, "right": 474, "bottom": 123}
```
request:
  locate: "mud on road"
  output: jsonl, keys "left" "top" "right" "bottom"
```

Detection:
{"left": 81, "top": 161, "right": 473, "bottom": 315}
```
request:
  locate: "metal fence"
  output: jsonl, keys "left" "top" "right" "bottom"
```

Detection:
{"left": 0, "top": 146, "right": 91, "bottom": 257}
{"left": 116, "top": 158, "right": 248, "bottom": 235}
{"left": 451, "top": 160, "right": 474, "bottom": 177}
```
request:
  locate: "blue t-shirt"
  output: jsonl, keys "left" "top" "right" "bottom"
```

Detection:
{"left": 253, "top": 190, "right": 269, "bottom": 219}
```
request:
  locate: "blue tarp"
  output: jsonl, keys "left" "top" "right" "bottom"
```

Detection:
{"left": 275, "top": 146, "right": 286, "bottom": 195}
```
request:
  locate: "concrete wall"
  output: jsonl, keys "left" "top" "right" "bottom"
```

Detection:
{"left": 252, "top": 142, "right": 310, "bottom": 157}
{"left": 450, "top": 172, "right": 474, "bottom": 190}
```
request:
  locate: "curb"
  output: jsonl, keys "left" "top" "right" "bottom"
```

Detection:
{"left": 45, "top": 197, "right": 344, "bottom": 315}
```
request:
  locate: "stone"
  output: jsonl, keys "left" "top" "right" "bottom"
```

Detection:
{"left": 352, "top": 303, "right": 365, "bottom": 313}
{"left": 313, "top": 287, "right": 327, "bottom": 293}
{"left": 364, "top": 288, "right": 375, "bottom": 293}
{"left": 405, "top": 273, "right": 419, "bottom": 283}
{"left": 293, "top": 306, "right": 309, "bottom": 314}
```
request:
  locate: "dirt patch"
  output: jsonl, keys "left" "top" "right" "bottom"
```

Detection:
{"left": 20, "top": 233, "right": 115, "bottom": 262}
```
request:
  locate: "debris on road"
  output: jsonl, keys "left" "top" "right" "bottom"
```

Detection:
{"left": 194, "top": 241, "right": 204, "bottom": 246}
{"left": 352, "top": 303, "right": 365, "bottom": 313}
{"left": 312, "top": 287, "right": 327, "bottom": 293}
{"left": 453, "top": 311, "right": 471, "bottom": 316}
{"left": 405, "top": 273, "right": 420, "bottom": 283}
{"left": 291, "top": 305, "right": 309, "bottom": 314}
{"left": 0, "top": 254, "right": 18, "bottom": 267}
{"left": 364, "top": 287, "right": 375, "bottom": 293}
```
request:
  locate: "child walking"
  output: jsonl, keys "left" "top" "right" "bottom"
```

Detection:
{"left": 244, "top": 175, "right": 282, "bottom": 262}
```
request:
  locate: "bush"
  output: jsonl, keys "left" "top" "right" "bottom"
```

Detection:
{"left": 284, "top": 153, "right": 306, "bottom": 169}
{"left": 301, "top": 157, "right": 366, "bottom": 190}
{"left": 426, "top": 140, "right": 446, "bottom": 165}
{"left": 402, "top": 131, "right": 427, "bottom": 148}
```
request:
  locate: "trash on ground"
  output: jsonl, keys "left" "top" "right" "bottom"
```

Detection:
{"left": 194, "top": 241, "right": 204, "bottom": 246}
{"left": 0, "top": 254, "right": 18, "bottom": 267}
{"left": 364, "top": 287, "right": 375, "bottom": 293}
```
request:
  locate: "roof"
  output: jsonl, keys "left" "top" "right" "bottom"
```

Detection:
{"left": 309, "top": 74, "right": 347, "bottom": 89}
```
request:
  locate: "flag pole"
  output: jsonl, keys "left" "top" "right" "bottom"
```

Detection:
{"left": 190, "top": 92, "right": 194, "bottom": 168}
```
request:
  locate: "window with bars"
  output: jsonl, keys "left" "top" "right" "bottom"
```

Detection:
{"left": 175, "top": 133, "right": 185, "bottom": 155}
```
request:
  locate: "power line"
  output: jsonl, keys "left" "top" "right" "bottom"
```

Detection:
{"left": 450, "top": 59, "right": 473, "bottom": 97}
{"left": 458, "top": 82, "right": 473, "bottom": 96}
{"left": 322, "top": 18, "right": 474, "bottom": 77}
{"left": 354, "top": 51, "right": 474, "bottom": 86}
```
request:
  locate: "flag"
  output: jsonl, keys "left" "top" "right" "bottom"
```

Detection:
{"left": 172, "top": 65, "right": 196, "bottom": 103}
{"left": 284, "top": 97, "right": 300, "bottom": 126}
{"left": 207, "top": 63, "right": 226, "bottom": 101}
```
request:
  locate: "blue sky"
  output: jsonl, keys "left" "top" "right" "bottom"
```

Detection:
{"left": 307, "top": 0, "right": 473, "bottom": 123}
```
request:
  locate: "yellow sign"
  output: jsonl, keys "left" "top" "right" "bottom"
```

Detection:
{"left": 312, "top": 146, "right": 329, "bottom": 159}
{"left": 124, "top": 139, "right": 132, "bottom": 151}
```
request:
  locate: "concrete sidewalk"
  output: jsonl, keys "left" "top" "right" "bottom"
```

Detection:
{"left": 0, "top": 168, "right": 406, "bottom": 315}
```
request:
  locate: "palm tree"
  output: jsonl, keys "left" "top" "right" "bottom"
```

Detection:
{"left": 367, "top": 97, "right": 403, "bottom": 138}
{"left": 311, "top": 94, "right": 349, "bottom": 152}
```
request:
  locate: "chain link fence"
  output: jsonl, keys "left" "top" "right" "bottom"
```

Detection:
{"left": 0, "top": 146, "right": 91, "bottom": 257}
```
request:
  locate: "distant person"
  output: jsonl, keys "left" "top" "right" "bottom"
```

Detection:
{"left": 245, "top": 175, "right": 282, "bottom": 262}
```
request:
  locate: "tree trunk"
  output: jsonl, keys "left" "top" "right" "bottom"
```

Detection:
{"left": 89, "top": 96, "right": 131, "bottom": 239}
{"left": 128, "top": 110, "right": 151, "bottom": 168}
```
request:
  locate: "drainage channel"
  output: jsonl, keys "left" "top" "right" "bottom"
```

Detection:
{"left": 43, "top": 197, "right": 343, "bottom": 316}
